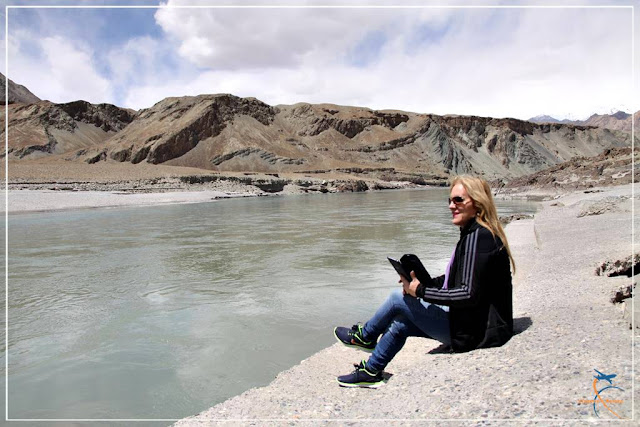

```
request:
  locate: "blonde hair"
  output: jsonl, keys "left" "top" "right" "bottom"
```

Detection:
{"left": 451, "top": 175, "right": 516, "bottom": 273}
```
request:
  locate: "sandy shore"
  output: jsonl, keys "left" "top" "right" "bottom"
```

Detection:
{"left": 1, "top": 177, "right": 426, "bottom": 214}
{"left": 172, "top": 183, "right": 637, "bottom": 425}
{"left": 2, "top": 189, "right": 258, "bottom": 214}
{"left": 2, "top": 171, "right": 415, "bottom": 215}
{"left": 1, "top": 160, "right": 262, "bottom": 213}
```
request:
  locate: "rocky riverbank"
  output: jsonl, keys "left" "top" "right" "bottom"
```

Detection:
{"left": 3, "top": 160, "right": 446, "bottom": 213}
{"left": 174, "top": 184, "right": 637, "bottom": 425}
{"left": 3, "top": 175, "right": 429, "bottom": 214}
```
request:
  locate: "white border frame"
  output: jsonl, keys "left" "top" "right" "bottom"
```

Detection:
{"left": 3, "top": 2, "right": 636, "bottom": 423}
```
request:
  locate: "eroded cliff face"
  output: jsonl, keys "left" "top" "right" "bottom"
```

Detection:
{"left": 283, "top": 103, "right": 410, "bottom": 138}
{"left": 4, "top": 93, "right": 632, "bottom": 182}
{"left": 90, "top": 94, "right": 276, "bottom": 165}
{"left": 57, "top": 101, "right": 134, "bottom": 133}
{"left": 1, "top": 101, "right": 135, "bottom": 159}
{"left": 312, "top": 112, "right": 628, "bottom": 179}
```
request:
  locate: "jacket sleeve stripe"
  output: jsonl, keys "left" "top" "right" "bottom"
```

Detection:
{"left": 463, "top": 230, "right": 478, "bottom": 285}
{"left": 422, "top": 286, "right": 470, "bottom": 300}
{"left": 469, "top": 231, "right": 478, "bottom": 284}
{"left": 463, "top": 235, "right": 471, "bottom": 284}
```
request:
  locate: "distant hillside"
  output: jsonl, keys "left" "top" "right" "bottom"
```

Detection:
{"left": 581, "top": 111, "right": 637, "bottom": 132}
{"left": 528, "top": 115, "right": 557, "bottom": 123}
{"left": 529, "top": 111, "right": 638, "bottom": 133}
{"left": 0, "top": 72, "right": 41, "bottom": 104}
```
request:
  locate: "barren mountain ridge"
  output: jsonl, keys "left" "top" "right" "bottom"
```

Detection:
{"left": 2, "top": 75, "right": 634, "bottom": 187}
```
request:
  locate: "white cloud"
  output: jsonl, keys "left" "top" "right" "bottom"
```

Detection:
{"left": 105, "top": 35, "right": 180, "bottom": 96}
{"left": 107, "top": 37, "right": 158, "bottom": 84}
{"left": 9, "top": 33, "right": 114, "bottom": 104}
{"left": 156, "top": 6, "right": 379, "bottom": 70}
{"left": 139, "top": 5, "right": 635, "bottom": 119}
{"left": 154, "top": 2, "right": 456, "bottom": 70}
{"left": 6, "top": 2, "right": 637, "bottom": 120}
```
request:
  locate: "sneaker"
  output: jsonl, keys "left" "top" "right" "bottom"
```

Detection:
{"left": 337, "top": 360, "right": 385, "bottom": 388}
{"left": 334, "top": 324, "right": 376, "bottom": 352}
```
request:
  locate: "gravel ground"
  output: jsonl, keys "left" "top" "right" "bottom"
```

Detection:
{"left": 173, "top": 184, "right": 638, "bottom": 426}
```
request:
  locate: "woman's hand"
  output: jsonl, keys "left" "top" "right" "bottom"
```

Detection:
{"left": 399, "top": 271, "right": 420, "bottom": 297}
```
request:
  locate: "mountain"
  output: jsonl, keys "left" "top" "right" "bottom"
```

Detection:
{"left": 1, "top": 100, "right": 136, "bottom": 158}
{"left": 530, "top": 110, "right": 638, "bottom": 133}
{"left": 66, "top": 93, "right": 629, "bottom": 180}
{"left": 2, "top": 88, "right": 632, "bottom": 183}
{"left": 528, "top": 115, "right": 564, "bottom": 124}
{"left": 581, "top": 111, "right": 636, "bottom": 132}
{"left": 0, "top": 73, "right": 41, "bottom": 104}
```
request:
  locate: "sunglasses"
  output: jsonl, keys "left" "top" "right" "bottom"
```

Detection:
{"left": 448, "top": 196, "right": 466, "bottom": 205}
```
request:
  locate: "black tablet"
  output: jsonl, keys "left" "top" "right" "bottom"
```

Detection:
{"left": 387, "top": 257, "right": 411, "bottom": 281}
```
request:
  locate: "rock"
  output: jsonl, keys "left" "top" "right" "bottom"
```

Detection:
{"left": 610, "top": 283, "right": 634, "bottom": 303}
{"left": 291, "top": 104, "right": 409, "bottom": 138}
{"left": 595, "top": 253, "right": 640, "bottom": 277}
{"left": 85, "top": 150, "right": 107, "bottom": 164}
{"left": 57, "top": 100, "right": 135, "bottom": 132}
{"left": 578, "top": 195, "right": 631, "bottom": 217}
{"left": 499, "top": 214, "right": 534, "bottom": 225}
{"left": 506, "top": 147, "right": 637, "bottom": 191}
{"left": 251, "top": 179, "right": 288, "bottom": 193}
{"left": 335, "top": 180, "right": 368, "bottom": 192}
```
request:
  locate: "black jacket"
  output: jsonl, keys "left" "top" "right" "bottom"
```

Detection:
{"left": 415, "top": 218, "right": 513, "bottom": 352}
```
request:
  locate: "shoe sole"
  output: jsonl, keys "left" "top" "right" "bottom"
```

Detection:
{"left": 333, "top": 327, "right": 375, "bottom": 353}
{"left": 336, "top": 379, "right": 385, "bottom": 389}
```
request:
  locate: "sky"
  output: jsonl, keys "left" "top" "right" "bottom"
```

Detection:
{"left": 2, "top": 0, "right": 638, "bottom": 121}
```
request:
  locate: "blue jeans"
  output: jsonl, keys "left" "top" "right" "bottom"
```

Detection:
{"left": 362, "top": 288, "right": 451, "bottom": 372}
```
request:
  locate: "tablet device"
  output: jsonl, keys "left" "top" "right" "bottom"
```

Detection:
{"left": 387, "top": 257, "right": 411, "bottom": 281}
{"left": 388, "top": 254, "right": 433, "bottom": 285}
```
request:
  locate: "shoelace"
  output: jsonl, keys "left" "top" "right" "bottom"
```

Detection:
{"left": 349, "top": 324, "right": 372, "bottom": 345}
{"left": 349, "top": 324, "right": 365, "bottom": 340}
{"left": 351, "top": 360, "right": 366, "bottom": 372}
{"left": 349, "top": 364, "right": 362, "bottom": 375}
{"left": 345, "top": 325, "right": 357, "bottom": 340}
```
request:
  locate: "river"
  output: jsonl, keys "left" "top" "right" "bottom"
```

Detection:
{"left": 2, "top": 188, "right": 536, "bottom": 420}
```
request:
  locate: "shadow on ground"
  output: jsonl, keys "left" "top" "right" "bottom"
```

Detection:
{"left": 427, "top": 316, "right": 533, "bottom": 354}
{"left": 513, "top": 316, "right": 533, "bottom": 335}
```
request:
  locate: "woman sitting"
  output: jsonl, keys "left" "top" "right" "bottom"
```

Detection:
{"left": 334, "top": 175, "right": 516, "bottom": 388}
